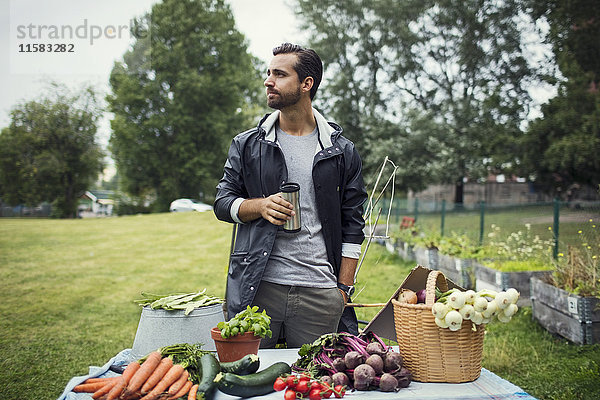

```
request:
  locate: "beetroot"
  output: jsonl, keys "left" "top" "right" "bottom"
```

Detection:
{"left": 332, "top": 357, "right": 346, "bottom": 372}
{"left": 321, "top": 375, "right": 333, "bottom": 386}
{"left": 383, "top": 350, "right": 403, "bottom": 372}
{"left": 344, "top": 351, "right": 365, "bottom": 370}
{"left": 353, "top": 364, "right": 376, "bottom": 390}
{"left": 378, "top": 373, "right": 399, "bottom": 392}
{"left": 365, "top": 354, "right": 384, "bottom": 375}
{"left": 392, "top": 367, "right": 413, "bottom": 388}
{"left": 331, "top": 372, "right": 350, "bottom": 387}
{"left": 365, "top": 341, "right": 385, "bottom": 356}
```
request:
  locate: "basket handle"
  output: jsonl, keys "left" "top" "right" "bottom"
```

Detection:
{"left": 425, "top": 270, "right": 448, "bottom": 306}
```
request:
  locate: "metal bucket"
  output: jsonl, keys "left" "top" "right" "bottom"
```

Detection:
{"left": 131, "top": 304, "right": 225, "bottom": 359}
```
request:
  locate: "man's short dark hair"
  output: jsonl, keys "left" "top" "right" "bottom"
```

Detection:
{"left": 273, "top": 43, "right": 323, "bottom": 100}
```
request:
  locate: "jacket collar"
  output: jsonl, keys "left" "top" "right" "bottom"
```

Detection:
{"left": 259, "top": 108, "right": 337, "bottom": 149}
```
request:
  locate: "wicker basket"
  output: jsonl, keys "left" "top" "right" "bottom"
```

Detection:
{"left": 392, "top": 270, "right": 485, "bottom": 383}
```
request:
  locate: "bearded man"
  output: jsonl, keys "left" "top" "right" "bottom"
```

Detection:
{"left": 214, "top": 43, "right": 367, "bottom": 348}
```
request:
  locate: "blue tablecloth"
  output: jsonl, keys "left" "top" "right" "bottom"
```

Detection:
{"left": 58, "top": 348, "right": 537, "bottom": 400}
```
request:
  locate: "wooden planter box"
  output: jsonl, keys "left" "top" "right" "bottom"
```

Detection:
{"left": 437, "top": 253, "right": 474, "bottom": 289}
{"left": 414, "top": 246, "right": 438, "bottom": 269}
{"left": 385, "top": 238, "right": 396, "bottom": 254}
{"left": 531, "top": 277, "right": 600, "bottom": 345}
{"left": 473, "top": 262, "right": 551, "bottom": 306}
{"left": 396, "top": 240, "right": 416, "bottom": 261}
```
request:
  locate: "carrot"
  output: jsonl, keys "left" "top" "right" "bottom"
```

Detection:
{"left": 141, "top": 356, "right": 174, "bottom": 394}
{"left": 187, "top": 384, "right": 198, "bottom": 400}
{"left": 124, "top": 351, "right": 162, "bottom": 396}
{"left": 122, "top": 360, "right": 143, "bottom": 382}
{"left": 105, "top": 360, "right": 142, "bottom": 400}
{"left": 73, "top": 381, "right": 113, "bottom": 392}
{"left": 83, "top": 377, "right": 119, "bottom": 384}
{"left": 167, "top": 370, "right": 189, "bottom": 396}
{"left": 139, "top": 364, "right": 185, "bottom": 400}
{"left": 92, "top": 379, "right": 118, "bottom": 399}
{"left": 169, "top": 379, "right": 193, "bottom": 400}
{"left": 106, "top": 376, "right": 127, "bottom": 400}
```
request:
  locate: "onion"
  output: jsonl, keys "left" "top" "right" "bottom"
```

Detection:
{"left": 416, "top": 289, "right": 427, "bottom": 303}
{"left": 506, "top": 288, "right": 520, "bottom": 304}
{"left": 398, "top": 289, "right": 418, "bottom": 304}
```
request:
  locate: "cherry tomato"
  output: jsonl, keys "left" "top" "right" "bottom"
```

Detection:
{"left": 320, "top": 382, "right": 333, "bottom": 398}
{"left": 310, "top": 381, "right": 322, "bottom": 391}
{"left": 333, "top": 385, "right": 346, "bottom": 398}
{"left": 284, "top": 389, "right": 297, "bottom": 400}
{"left": 295, "top": 379, "right": 310, "bottom": 394}
{"left": 309, "top": 388, "right": 323, "bottom": 400}
{"left": 285, "top": 375, "right": 297, "bottom": 390}
{"left": 298, "top": 373, "right": 312, "bottom": 382}
{"left": 273, "top": 377, "right": 287, "bottom": 391}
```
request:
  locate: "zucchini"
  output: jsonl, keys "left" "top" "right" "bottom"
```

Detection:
{"left": 219, "top": 353, "right": 260, "bottom": 375}
{"left": 197, "top": 353, "right": 220, "bottom": 400}
{"left": 214, "top": 361, "right": 291, "bottom": 397}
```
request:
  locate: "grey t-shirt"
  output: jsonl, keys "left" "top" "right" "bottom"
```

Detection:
{"left": 260, "top": 125, "right": 336, "bottom": 288}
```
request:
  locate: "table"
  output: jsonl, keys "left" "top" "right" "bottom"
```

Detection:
{"left": 58, "top": 348, "right": 537, "bottom": 400}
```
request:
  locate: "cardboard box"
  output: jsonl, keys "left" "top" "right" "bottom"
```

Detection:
{"left": 362, "top": 265, "right": 464, "bottom": 341}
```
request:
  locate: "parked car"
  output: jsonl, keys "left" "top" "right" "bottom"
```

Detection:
{"left": 169, "top": 198, "right": 212, "bottom": 212}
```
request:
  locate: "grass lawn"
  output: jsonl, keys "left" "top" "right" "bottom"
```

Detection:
{"left": 1, "top": 213, "right": 599, "bottom": 399}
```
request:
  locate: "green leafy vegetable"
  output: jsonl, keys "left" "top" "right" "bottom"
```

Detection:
{"left": 217, "top": 306, "right": 272, "bottom": 339}
{"left": 134, "top": 289, "right": 224, "bottom": 315}
{"left": 137, "top": 342, "right": 211, "bottom": 384}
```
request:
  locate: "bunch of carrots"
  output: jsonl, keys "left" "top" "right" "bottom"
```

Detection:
{"left": 72, "top": 351, "right": 199, "bottom": 400}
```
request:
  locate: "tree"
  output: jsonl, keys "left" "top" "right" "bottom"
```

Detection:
{"left": 295, "top": 0, "right": 537, "bottom": 203}
{"left": 518, "top": 0, "right": 600, "bottom": 195}
{"left": 107, "top": 0, "right": 265, "bottom": 211}
{"left": 0, "top": 84, "right": 104, "bottom": 218}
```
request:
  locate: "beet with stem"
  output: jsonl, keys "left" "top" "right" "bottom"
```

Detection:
{"left": 383, "top": 350, "right": 403, "bottom": 372}
{"left": 332, "top": 357, "right": 347, "bottom": 372}
{"left": 365, "top": 354, "right": 384, "bottom": 375}
{"left": 379, "top": 373, "right": 399, "bottom": 392}
{"left": 344, "top": 351, "right": 365, "bottom": 370}
{"left": 365, "top": 341, "right": 385, "bottom": 356}
{"left": 353, "top": 364, "right": 376, "bottom": 390}
{"left": 331, "top": 372, "right": 350, "bottom": 388}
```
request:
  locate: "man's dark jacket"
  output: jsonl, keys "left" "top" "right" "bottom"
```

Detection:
{"left": 214, "top": 109, "right": 367, "bottom": 333}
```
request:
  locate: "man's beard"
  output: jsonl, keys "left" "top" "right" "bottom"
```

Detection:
{"left": 267, "top": 86, "right": 302, "bottom": 109}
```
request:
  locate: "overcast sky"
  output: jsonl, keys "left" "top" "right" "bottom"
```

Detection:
{"left": 0, "top": 0, "right": 306, "bottom": 161}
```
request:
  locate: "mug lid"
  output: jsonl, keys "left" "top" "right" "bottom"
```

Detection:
{"left": 280, "top": 182, "right": 300, "bottom": 192}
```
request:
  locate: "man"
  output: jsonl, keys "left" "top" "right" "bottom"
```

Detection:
{"left": 214, "top": 43, "right": 367, "bottom": 348}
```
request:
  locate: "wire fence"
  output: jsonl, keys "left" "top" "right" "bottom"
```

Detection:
{"left": 378, "top": 197, "right": 600, "bottom": 257}
{"left": 0, "top": 202, "right": 52, "bottom": 217}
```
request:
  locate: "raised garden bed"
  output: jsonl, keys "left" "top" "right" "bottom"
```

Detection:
{"left": 414, "top": 246, "right": 438, "bottom": 269}
{"left": 474, "top": 262, "right": 551, "bottom": 306}
{"left": 437, "top": 252, "right": 474, "bottom": 289}
{"left": 396, "top": 239, "right": 416, "bottom": 261}
{"left": 530, "top": 277, "right": 600, "bottom": 345}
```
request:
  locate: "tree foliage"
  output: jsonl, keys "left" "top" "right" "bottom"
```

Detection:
{"left": 295, "top": 0, "right": 537, "bottom": 202}
{"left": 107, "top": 0, "right": 264, "bottom": 211}
{"left": 0, "top": 83, "right": 104, "bottom": 218}
{"left": 519, "top": 0, "right": 600, "bottom": 195}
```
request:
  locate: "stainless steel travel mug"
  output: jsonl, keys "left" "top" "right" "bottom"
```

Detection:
{"left": 280, "top": 182, "right": 301, "bottom": 233}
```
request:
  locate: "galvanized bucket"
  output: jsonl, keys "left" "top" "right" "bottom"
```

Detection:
{"left": 131, "top": 304, "right": 225, "bottom": 359}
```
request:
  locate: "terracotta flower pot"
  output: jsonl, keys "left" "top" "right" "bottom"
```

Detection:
{"left": 210, "top": 327, "right": 261, "bottom": 362}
